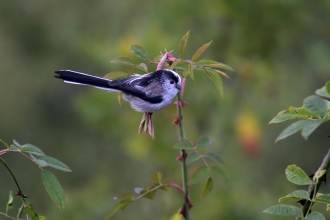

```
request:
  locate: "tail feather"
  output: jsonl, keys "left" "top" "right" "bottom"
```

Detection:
{"left": 54, "top": 70, "right": 111, "bottom": 90}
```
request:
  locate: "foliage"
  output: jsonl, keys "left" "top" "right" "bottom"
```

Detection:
{"left": 264, "top": 81, "right": 330, "bottom": 219}
{"left": 0, "top": 139, "right": 70, "bottom": 219}
{"left": 105, "top": 31, "right": 231, "bottom": 219}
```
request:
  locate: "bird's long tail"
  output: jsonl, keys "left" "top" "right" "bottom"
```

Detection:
{"left": 54, "top": 70, "right": 112, "bottom": 90}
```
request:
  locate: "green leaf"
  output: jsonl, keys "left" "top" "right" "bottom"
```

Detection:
{"left": 186, "top": 152, "right": 202, "bottom": 165}
{"left": 263, "top": 205, "right": 303, "bottom": 217}
{"left": 196, "top": 136, "right": 213, "bottom": 148}
{"left": 303, "top": 95, "right": 328, "bottom": 118}
{"left": 190, "top": 166, "right": 210, "bottom": 185}
{"left": 110, "top": 57, "right": 136, "bottom": 67}
{"left": 13, "top": 140, "right": 21, "bottom": 147}
{"left": 212, "top": 69, "right": 231, "bottom": 79}
{"left": 279, "top": 190, "right": 310, "bottom": 202}
{"left": 187, "top": 63, "right": 194, "bottom": 80}
{"left": 178, "top": 30, "right": 190, "bottom": 58}
{"left": 305, "top": 212, "right": 326, "bottom": 220}
{"left": 41, "top": 170, "right": 65, "bottom": 212}
{"left": 21, "top": 144, "right": 45, "bottom": 156}
{"left": 0, "top": 139, "right": 9, "bottom": 149}
{"left": 315, "top": 194, "right": 330, "bottom": 203}
{"left": 114, "top": 192, "right": 133, "bottom": 201}
{"left": 150, "top": 172, "right": 162, "bottom": 184}
{"left": 137, "top": 63, "right": 148, "bottom": 73}
{"left": 173, "top": 139, "right": 194, "bottom": 150}
{"left": 104, "top": 200, "right": 130, "bottom": 220}
{"left": 285, "top": 165, "right": 312, "bottom": 185}
{"left": 275, "top": 120, "right": 309, "bottom": 142}
{"left": 103, "top": 71, "right": 128, "bottom": 80}
{"left": 6, "top": 191, "right": 13, "bottom": 214}
{"left": 316, "top": 81, "right": 330, "bottom": 98}
{"left": 191, "top": 40, "right": 212, "bottom": 61}
{"left": 142, "top": 187, "right": 157, "bottom": 200}
{"left": 269, "top": 114, "right": 309, "bottom": 124}
{"left": 301, "top": 119, "right": 323, "bottom": 140}
{"left": 201, "top": 176, "right": 213, "bottom": 199}
{"left": 204, "top": 152, "right": 226, "bottom": 167}
{"left": 210, "top": 166, "right": 228, "bottom": 184}
{"left": 24, "top": 205, "right": 39, "bottom": 220}
{"left": 129, "top": 45, "right": 149, "bottom": 60}
{"left": 204, "top": 68, "right": 224, "bottom": 97}
{"left": 170, "top": 60, "right": 180, "bottom": 70}
{"left": 36, "top": 155, "right": 71, "bottom": 172}
{"left": 9, "top": 144, "right": 19, "bottom": 150}
{"left": 197, "top": 60, "right": 234, "bottom": 71}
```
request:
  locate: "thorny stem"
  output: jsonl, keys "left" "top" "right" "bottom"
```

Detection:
{"left": 295, "top": 147, "right": 330, "bottom": 220}
{"left": 0, "top": 157, "right": 28, "bottom": 206}
{"left": 176, "top": 92, "right": 190, "bottom": 220}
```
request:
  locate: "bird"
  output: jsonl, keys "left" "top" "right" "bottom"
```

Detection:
{"left": 54, "top": 69, "right": 182, "bottom": 113}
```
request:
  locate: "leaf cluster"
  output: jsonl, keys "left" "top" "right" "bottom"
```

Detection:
{"left": 0, "top": 139, "right": 71, "bottom": 220}
{"left": 264, "top": 165, "right": 329, "bottom": 220}
{"left": 270, "top": 81, "right": 330, "bottom": 141}
{"left": 108, "top": 31, "right": 233, "bottom": 97}
{"left": 173, "top": 136, "right": 227, "bottom": 199}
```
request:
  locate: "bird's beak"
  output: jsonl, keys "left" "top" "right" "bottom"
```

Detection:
{"left": 176, "top": 84, "right": 181, "bottom": 90}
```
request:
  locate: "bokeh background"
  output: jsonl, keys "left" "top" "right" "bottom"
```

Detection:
{"left": 1, "top": 1, "right": 330, "bottom": 219}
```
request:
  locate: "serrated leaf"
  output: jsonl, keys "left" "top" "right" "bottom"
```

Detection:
{"left": 103, "top": 71, "right": 128, "bottom": 80}
{"left": 196, "top": 136, "right": 213, "bottom": 148}
{"left": 6, "top": 191, "right": 13, "bottom": 213}
{"left": 110, "top": 57, "right": 136, "bottom": 67}
{"left": 210, "top": 166, "right": 228, "bottom": 184}
{"left": 204, "top": 68, "right": 224, "bottom": 97}
{"left": 315, "top": 194, "right": 330, "bottom": 203}
{"left": 41, "top": 170, "right": 65, "bottom": 212}
{"left": 104, "top": 200, "right": 130, "bottom": 220}
{"left": 305, "top": 212, "right": 326, "bottom": 220}
{"left": 279, "top": 190, "right": 310, "bottom": 202}
{"left": 129, "top": 45, "right": 149, "bottom": 60}
{"left": 204, "top": 152, "right": 226, "bottom": 167}
{"left": 186, "top": 152, "right": 202, "bottom": 165}
{"left": 269, "top": 114, "right": 310, "bottom": 124}
{"left": 191, "top": 41, "right": 212, "bottom": 61}
{"left": 150, "top": 172, "right": 162, "bottom": 184}
{"left": 275, "top": 120, "right": 309, "bottom": 142}
{"left": 36, "top": 155, "right": 71, "bottom": 172}
{"left": 178, "top": 30, "right": 190, "bottom": 58}
{"left": 0, "top": 139, "right": 9, "bottom": 149}
{"left": 201, "top": 176, "right": 213, "bottom": 199}
{"left": 21, "top": 144, "right": 45, "bottom": 156}
{"left": 114, "top": 192, "right": 133, "bottom": 201}
{"left": 190, "top": 166, "right": 210, "bottom": 185}
{"left": 285, "top": 165, "right": 312, "bottom": 185}
{"left": 301, "top": 119, "right": 323, "bottom": 140}
{"left": 303, "top": 95, "right": 328, "bottom": 118}
{"left": 263, "top": 205, "right": 303, "bottom": 217}
{"left": 173, "top": 139, "right": 194, "bottom": 150}
{"left": 197, "top": 60, "right": 234, "bottom": 71}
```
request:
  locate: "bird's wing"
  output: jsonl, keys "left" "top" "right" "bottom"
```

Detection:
{"left": 108, "top": 75, "right": 163, "bottom": 104}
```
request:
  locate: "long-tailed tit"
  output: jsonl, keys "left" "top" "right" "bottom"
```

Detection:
{"left": 54, "top": 69, "right": 182, "bottom": 113}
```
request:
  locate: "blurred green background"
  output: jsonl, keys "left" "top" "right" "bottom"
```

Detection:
{"left": 1, "top": 0, "right": 330, "bottom": 219}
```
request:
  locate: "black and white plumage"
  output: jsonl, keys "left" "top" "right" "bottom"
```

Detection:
{"left": 54, "top": 69, "right": 181, "bottom": 113}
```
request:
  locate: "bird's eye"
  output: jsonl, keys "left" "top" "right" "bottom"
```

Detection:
{"left": 170, "top": 80, "right": 174, "bottom": 84}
